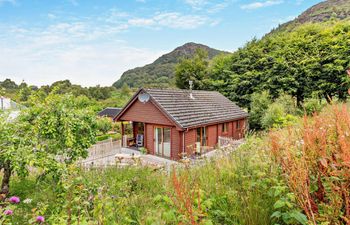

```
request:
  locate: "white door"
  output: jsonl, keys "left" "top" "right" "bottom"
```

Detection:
{"left": 154, "top": 127, "right": 171, "bottom": 158}
{"left": 163, "top": 128, "right": 171, "bottom": 158}
{"left": 155, "top": 127, "right": 163, "bottom": 155}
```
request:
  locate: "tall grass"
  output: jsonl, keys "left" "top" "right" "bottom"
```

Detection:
{"left": 270, "top": 104, "right": 350, "bottom": 224}
{"left": 5, "top": 135, "right": 294, "bottom": 224}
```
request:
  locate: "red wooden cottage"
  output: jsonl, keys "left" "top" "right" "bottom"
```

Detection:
{"left": 114, "top": 88, "right": 248, "bottom": 160}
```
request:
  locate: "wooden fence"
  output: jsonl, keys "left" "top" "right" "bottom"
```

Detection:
{"left": 218, "top": 136, "right": 243, "bottom": 148}
{"left": 79, "top": 139, "right": 121, "bottom": 167}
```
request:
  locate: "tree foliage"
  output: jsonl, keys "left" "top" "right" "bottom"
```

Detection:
{"left": 204, "top": 21, "right": 350, "bottom": 108}
{"left": 175, "top": 49, "right": 209, "bottom": 89}
{"left": 0, "top": 93, "right": 97, "bottom": 194}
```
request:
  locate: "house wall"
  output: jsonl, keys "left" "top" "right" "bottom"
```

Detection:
{"left": 119, "top": 100, "right": 173, "bottom": 126}
{"left": 119, "top": 96, "right": 248, "bottom": 160}
{"left": 145, "top": 123, "right": 154, "bottom": 155}
{"left": 183, "top": 118, "right": 248, "bottom": 156}
{"left": 184, "top": 129, "right": 196, "bottom": 155}
{"left": 171, "top": 128, "right": 181, "bottom": 159}
{"left": 144, "top": 123, "right": 181, "bottom": 160}
{"left": 145, "top": 118, "right": 247, "bottom": 160}
{"left": 233, "top": 119, "right": 247, "bottom": 140}
{"left": 207, "top": 124, "right": 218, "bottom": 147}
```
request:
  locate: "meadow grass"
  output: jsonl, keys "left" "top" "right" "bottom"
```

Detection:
{"left": 4, "top": 135, "right": 294, "bottom": 225}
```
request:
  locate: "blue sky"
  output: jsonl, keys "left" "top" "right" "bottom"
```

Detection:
{"left": 0, "top": 0, "right": 322, "bottom": 86}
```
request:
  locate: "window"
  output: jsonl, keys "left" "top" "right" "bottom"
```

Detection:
{"left": 236, "top": 120, "right": 240, "bottom": 129}
{"left": 222, "top": 123, "right": 228, "bottom": 133}
{"left": 196, "top": 127, "right": 207, "bottom": 146}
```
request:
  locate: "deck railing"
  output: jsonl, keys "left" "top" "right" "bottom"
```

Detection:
{"left": 218, "top": 136, "right": 242, "bottom": 148}
{"left": 79, "top": 139, "right": 121, "bottom": 167}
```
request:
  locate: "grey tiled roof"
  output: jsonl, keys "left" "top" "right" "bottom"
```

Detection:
{"left": 145, "top": 89, "right": 248, "bottom": 129}
{"left": 98, "top": 107, "right": 122, "bottom": 118}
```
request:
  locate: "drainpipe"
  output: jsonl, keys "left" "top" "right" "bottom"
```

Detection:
{"left": 182, "top": 131, "right": 185, "bottom": 154}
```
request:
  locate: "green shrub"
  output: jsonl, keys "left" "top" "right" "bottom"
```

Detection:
{"left": 261, "top": 100, "right": 299, "bottom": 129}
{"left": 302, "top": 98, "right": 325, "bottom": 115}
{"left": 139, "top": 147, "right": 148, "bottom": 154}
{"left": 96, "top": 134, "right": 110, "bottom": 142}
{"left": 96, "top": 117, "right": 113, "bottom": 134}
{"left": 249, "top": 91, "right": 272, "bottom": 130}
{"left": 275, "top": 94, "right": 298, "bottom": 115}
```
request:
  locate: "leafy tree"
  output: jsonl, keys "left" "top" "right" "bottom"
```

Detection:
{"left": 120, "top": 83, "right": 131, "bottom": 96}
{"left": 249, "top": 91, "right": 272, "bottom": 130}
{"left": 206, "top": 21, "right": 350, "bottom": 108}
{"left": 0, "top": 79, "right": 18, "bottom": 90}
{"left": 96, "top": 117, "right": 113, "bottom": 135}
{"left": 0, "top": 93, "right": 97, "bottom": 194}
{"left": 0, "top": 112, "right": 33, "bottom": 194}
{"left": 175, "top": 49, "right": 209, "bottom": 89}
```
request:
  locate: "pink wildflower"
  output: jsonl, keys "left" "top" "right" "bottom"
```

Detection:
{"left": 9, "top": 196, "right": 20, "bottom": 204}
{"left": 36, "top": 216, "right": 45, "bottom": 223}
{"left": 4, "top": 209, "right": 13, "bottom": 215}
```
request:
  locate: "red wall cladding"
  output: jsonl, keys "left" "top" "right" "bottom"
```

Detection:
{"left": 207, "top": 124, "right": 218, "bottom": 147}
{"left": 145, "top": 123, "right": 154, "bottom": 155}
{"left": 120, "top": 100, "right": 173, "bottom": 126}
{"left": 171, "top": 128, "right": 180, "bottom": 159}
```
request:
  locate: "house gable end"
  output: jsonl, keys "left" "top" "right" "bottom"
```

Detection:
{"left": 118, "top": 98, "right": 175, "bottom": 126}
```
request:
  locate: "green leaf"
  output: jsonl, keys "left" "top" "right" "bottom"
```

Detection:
{"left": 273, "top": 200, "right": 285, "bottom": 209}
{"left": 289, "top": 211, "right": 308, "bottom": 225}
{"left": 271, "top": 211, "right": 282, "bottom": 219}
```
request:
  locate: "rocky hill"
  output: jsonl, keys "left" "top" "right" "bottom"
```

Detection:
{"left": 273, "top": 0, "right": 350, "bottom": 33}
{"left": 113, "top": 42, "right": 227, "bottom": 88}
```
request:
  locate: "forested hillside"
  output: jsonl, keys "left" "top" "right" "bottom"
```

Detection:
{"left": 113, "top": 42, "right": 227, "bottom": 88}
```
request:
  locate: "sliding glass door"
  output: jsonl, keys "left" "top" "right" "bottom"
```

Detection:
{"left": 154, "top": 127, "right": 171, "bottom": 158}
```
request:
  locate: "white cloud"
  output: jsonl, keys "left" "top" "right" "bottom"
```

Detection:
{"left": 0, "top": 6, "right": 220, "bottom": 86}
{"left": 184, "top": 0, "right": 208, "bottom": 10}
{"left": 128, "top": 18, "right": 155, "bottom": 26}
{"left": 0, "top": 20, "right": 164, "bottom": 86}
{"left": 207, "top": 2, "right": 230, "bottom": 13}
{"left": 0, "top": 38, "right": 164, "bottom": 86}
{"left": 128, "top": 12, "right": 210, "bottom": 29}
{"left": 241, "top": 0, "right": 283, "bottom": 10}
{"left": 47, "top": 13, "right": 57, "bottom": 19}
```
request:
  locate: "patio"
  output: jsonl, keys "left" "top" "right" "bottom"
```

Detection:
{"left": 80, "top": 144, "right": 177, "bottom": 170}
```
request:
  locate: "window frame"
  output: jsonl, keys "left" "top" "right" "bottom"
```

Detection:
{"left": 222, "top": 122, "right": 229, "bottom": 133}
{"left": 236, "top": 120, "right": 240, "bottom": 129}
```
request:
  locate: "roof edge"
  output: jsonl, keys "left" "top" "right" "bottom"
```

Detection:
{"left": 114, "top": 88, "right": 144, "bottom": 121}
{"left": 114, "top": 88, "right": 185, "bottom": 130}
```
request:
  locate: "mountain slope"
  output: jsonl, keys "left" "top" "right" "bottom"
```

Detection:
{"left": 273, "top": 0, "right": 350, "bottom": 33}
{"left": 113, "top": 42, "right": 228, "bottom": 88}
